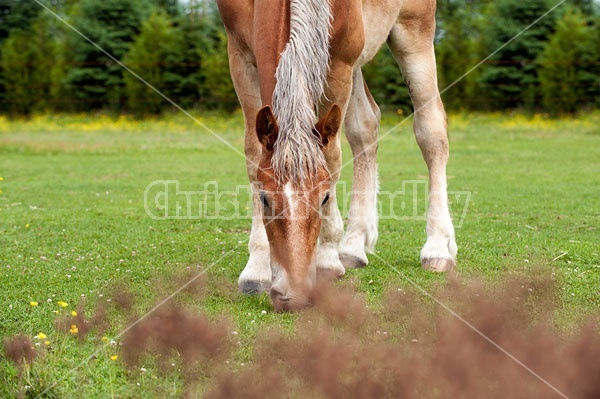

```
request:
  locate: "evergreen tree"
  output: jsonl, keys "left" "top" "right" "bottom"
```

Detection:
{"left": 123, "top": 10, "right": 184, "bottom": 115}
{"left": 48, "top": 9, "right": 78, "bottom": 113}
{"left": 592, "top": 14, "right": 600, "bottom": 108}
{"left": 171, "top": 9, "right": 209, "bottom": 110}
{"left": 64, "top": 0, "right": 146, "bottom": 111}
{"left": 151, "top": 0, "right": 181, "bottom": 18}
{"left": 435, "top": 0, "right": 488, "bottom": 110}
{"left": 477, "top": 0, "right": 556, "bottom": 110}
{"left": 195, "top": 2, "right": 237, "bottom": 111}
{"left": 1, "top": 0, "right": 597, "bottom": 116}
{"left": 0, "top": 0, "right": 44, "bottom": 109}
{"left": 0, "top": 0, "right": 41, "bottom": 41}
{"left": 201, "top": 28, "right": 238, "bottom": 111}
{"left": 0, "top": 29, "right": 36, "bottom": 114}
{"left": 538, "top": 7, "right": 600, "bottom": 114}
{"left": 571, "top": 0, "right": 595, "bottom": 15}
{"left": 0, "top": 14, "right": 57, "bottom": 115}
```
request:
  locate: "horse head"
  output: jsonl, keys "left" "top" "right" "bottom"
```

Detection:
{"left": 255, "top": 104, "right": 341, "bottom": 311}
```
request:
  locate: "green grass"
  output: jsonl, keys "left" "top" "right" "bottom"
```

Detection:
{"left": 0, "top": 111, "right": 599, "bottom": 397}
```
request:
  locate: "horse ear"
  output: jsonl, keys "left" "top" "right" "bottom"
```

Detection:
{"left": 256, "top": 106, "right": 279, "bottom": 152}
{"left": 314, "top": 104, "right": 341, "bottom": 147}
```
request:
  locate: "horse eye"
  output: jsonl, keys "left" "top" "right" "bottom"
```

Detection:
{"left": 259, "top": 191, "right": 269, "bottom": 208}
{"left": 321, "top": 192, "right": 330, "bottom": 207}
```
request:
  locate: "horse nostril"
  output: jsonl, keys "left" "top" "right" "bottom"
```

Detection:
{"left": 269, "top": 287, "right": 292, "bottom": 311}
{"left": 269, "top": 287, "right": 288, "bottom": 302}
{"left": 270, "top": 288, "right": 315, "bottom": 312}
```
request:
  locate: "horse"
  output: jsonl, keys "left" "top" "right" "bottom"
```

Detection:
{"left": 216, "top": 0, "right": 457, "bottom": 311}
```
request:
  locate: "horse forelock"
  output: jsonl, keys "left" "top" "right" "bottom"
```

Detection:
{"left": 271, "top": 0, "right": 332, "bottom": 182}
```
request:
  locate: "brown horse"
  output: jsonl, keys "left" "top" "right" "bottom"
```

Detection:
{"left": 217, "top": 0, "right": 456, "bottom": 311}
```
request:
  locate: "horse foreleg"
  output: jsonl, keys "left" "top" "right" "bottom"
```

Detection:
{"left": 240, "top": 192, "right": 272, "bottom": 293}
{"left": 389, "top": 25, "right": 457, "bottom": 271}
{"left": 315, "top": 61, "right": 356, "bottom": 279}
{"left": 339, "top": 68, "right": 380, "bottom": 268}
{"left": 228, "top": 44, "right": 272, "bottom": 292}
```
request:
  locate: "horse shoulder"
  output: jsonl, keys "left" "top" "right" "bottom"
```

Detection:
{"left": 329, "top": 0, "right": 366, "bottom": 66}
{"left": 216, "top": 0, "right": 256, "bottom": 54}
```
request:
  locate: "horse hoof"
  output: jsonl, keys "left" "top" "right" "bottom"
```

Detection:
{"left": 239, "top": 280, "right": 270, "bottom": 295}
{"left": 422, "top": 258, "right": 455, "bottom": 272}
{"left": 339, "top": 254, "right": 367, "bottom": 269}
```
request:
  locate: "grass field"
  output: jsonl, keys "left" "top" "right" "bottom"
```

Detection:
{"left": 0, "top": 112, "right": 599, "bottom": 398}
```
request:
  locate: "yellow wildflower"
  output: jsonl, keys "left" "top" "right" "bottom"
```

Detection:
{"left": 71, "top": 311, "right": 78, "bottom": 317}
{"left": 69, "top": 324, "right": 78, "bottom": 335}
{"left": 57, "top": 301, "right": 68, "bottom": 308}
{"left": 25, "top": 224, "right": 30, "bottom": 228}
{"left": 30, "top": 301, "right": 38, "bottom": 307}
{"left": 0, "top": 177, "right": 3, "bottom": 181}
{"left": 110, "top": 355, "right": 118, "bottom": 361}
{"left": 36, "top": 333, "right": 47, "bottom": 340}
{"left": 102, "top": 336, "right": 108, "bottom": 342}
{"left": 44, "top": 341, "right": 51, "bottom": 346}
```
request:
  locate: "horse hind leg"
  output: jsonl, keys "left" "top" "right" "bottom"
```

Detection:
{"left": 388, "top": 21, "right": 457, "bottom": 271}
{"left": 339, "top": 68, "right": 380, "bottom": 269}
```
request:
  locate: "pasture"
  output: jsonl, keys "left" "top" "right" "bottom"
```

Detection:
{"left": 0, "top": 112, "right": 598, "bottom": 398}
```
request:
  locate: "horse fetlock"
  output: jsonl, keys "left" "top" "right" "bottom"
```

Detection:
{"left": 238, "top": 251, "right": 272, "bottom": 294}
{"left": 363, "top": 225, "right": 379, "bottom": 254}
{"left": 339, "top": 232, "right": 369, "bottom": 269}
{"left": 316, "top": 243, "right": 346, "bottom": 277}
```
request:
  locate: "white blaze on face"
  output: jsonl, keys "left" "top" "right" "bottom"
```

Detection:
{"left": 284, "top": 181, "right": 297, "bottom": 219}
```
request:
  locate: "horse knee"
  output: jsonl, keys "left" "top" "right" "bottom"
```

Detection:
{"left": 414, "top": 111, "right": 448, "bottom": 153}
{"left": 346, "top": 111, "right": 379, "bottom": 155}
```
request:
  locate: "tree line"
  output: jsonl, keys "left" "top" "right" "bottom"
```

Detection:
{"left": 0, "top": 0, "right": 598, "bottom": 117}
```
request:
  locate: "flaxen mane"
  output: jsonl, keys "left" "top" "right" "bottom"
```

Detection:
{"left": 271, "top": 0, "right": 332, "bottom": 181}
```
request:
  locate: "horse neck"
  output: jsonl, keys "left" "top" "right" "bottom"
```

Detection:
{"left": 270, "top": 0, "right": 332, "bottom": 182}
{"left": 253, "top": 0, "right": 290, "bottom": 106}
